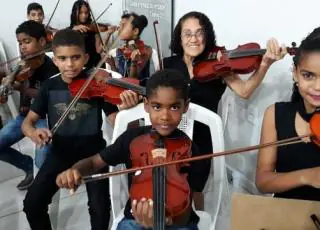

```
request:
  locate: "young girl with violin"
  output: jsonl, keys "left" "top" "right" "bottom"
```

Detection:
{"left": 21, "top": 28, "right": 139, "bottom": 230}
{"left": 163, "top": 11, "right": 287, "bottom": 209}
{"left": 0, "top": 20, "right": 58, "bottom": 191}
{"left": 70, "top": 0, "right": 105, "bottom": 69}
{"left": 255, "top": 29, "right": 320, "bottom": 201}
{"left": 56, "top": 69, "right": 210, "bottom": 230}
{"left": 107, "top": 12, "right": 153, "bottom": 86}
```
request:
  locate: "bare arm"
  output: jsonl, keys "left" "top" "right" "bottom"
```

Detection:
{"left": 71, "top": 153, "right": 107, "bottom": 176}
{"left": 22, "top": 110, "right": 41, "bottom": 137}
{"left": 255, "top": 105, "right": 314, "bottom": 193}
{"left": 224, "top": 38, "right": 286, "bottom": 99}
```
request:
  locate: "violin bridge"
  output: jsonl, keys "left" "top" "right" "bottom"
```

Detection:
{"left": 151, "top": 148, "right": 167, "bottom": 159}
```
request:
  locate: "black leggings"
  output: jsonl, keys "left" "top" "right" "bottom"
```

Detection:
{"left": 23, "top": 153, "right": 110, "bottom": 230}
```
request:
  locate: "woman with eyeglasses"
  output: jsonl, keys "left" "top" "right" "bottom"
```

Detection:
{"left": 163, "top": 11, "right": 285, "bottom": 210}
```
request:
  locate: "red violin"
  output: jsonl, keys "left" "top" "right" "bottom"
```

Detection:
{"left": 119, "top": 39, "right": 147, "bottom": 62}
{"left": 68, "top": 69, "right": 145, "bottom": 105}
{"left": 129, "top": 131, "right": 192, "bottom": 220}
{"left": 193, "top": 42, "right": 297, "bottom": 82}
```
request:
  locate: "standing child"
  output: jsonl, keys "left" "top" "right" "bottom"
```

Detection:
{"left": 70, "top": 0, "right": 104, "bottom": 69}
{"left": 22, "top": 28, "right": 138, "bottom": 230}
{"left": 255, "top": 28, "right": 320, "bottom": 201}
{"left": 0, "top": 20, "right": 58, "bottom": 190}
{"left": 56, "top": 69, "right": 211, "bottom": 230}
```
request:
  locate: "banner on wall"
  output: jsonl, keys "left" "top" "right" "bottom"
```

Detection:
{"left": 123, "top": 0, "right": 173, "bottom": 58}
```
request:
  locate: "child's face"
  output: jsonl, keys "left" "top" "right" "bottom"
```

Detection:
{"left": 119, "top": 18, "right": 138, "bottom": 40}
{"left": 294, "top": 52, "right": 320, "bottom": 111}
{"left": 78, "top": 5, "right": 89, "bottom": 24}
{"left": 27, "top": 9, "right": 44, "bottom": 24}
{"left": 53, "top": 45, "right": 88, "bottom": 83}
{"left": 16, "top": 32, "right": 45, "bottom": 56}
{"left": 144, "top": 87, "right": 189, "bottom": 136}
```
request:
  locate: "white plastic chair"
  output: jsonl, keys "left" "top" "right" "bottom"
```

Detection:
{"left": 108, "top": 103, "right": 226, "bottom": 230}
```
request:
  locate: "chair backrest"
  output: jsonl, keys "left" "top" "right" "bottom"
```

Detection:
{"left": 109, "top": 103, "right": 225, "bottom": 228}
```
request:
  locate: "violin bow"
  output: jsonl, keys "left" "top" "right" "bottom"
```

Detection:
{"left": 83, "top": 133, "right": 310, "bottom": 183}
{"left": 153, "top": 20, "right": 164, "bottom": 71}
{"left": 86, "top": 0, "right": 107, "bottom": 53}
{"left": 95, "top": 3, "right": 112, "bottom": 21}
{"left": 50, "top": 16, "right": 133, "bottom": 135}
{"left": 45, "top": 0, "right": 61, "bottom": 30}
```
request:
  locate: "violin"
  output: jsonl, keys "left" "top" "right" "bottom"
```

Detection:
{"left": 193, "top": 42, "right": 298, "bottom": 82}
{"left": 119, "top": 39, "right": 147, "bottom": 63}
{"left": 0, "top": 57, "right": 43, "bottom": 100}
{"left": 85, "top": 22, "right": 112, "bottom": 33}
{"left": 68, "top": 69, "right": 146, "bottom": 105}
{"left": 129, "top": 131, "right": 192, "bottom": 225}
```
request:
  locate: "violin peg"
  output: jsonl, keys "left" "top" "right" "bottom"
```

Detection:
{"left": 291, "top": 42, "right": 297, "bottom": 48}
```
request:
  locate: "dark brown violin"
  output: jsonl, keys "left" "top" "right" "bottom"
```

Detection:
{"left": 0, "top": 57, "right": 43, "bottom": 101}
{"left": 68, "top": 69, "right": 145, "bottom": 105}
{"left": 193, "top": 42, "right": 297, "bottom": 82}
{"left": 129, "top": 131, "right": 192, "bottom": 224}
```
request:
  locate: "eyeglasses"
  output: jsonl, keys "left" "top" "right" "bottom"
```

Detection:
{"left": 181, "top": 30, "right": 205, "bottom": 40}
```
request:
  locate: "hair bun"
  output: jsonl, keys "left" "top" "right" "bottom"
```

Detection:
{"left": 138, "top": 15, "right": 148, "bottom": 29}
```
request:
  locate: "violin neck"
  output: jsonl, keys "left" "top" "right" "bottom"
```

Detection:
{"left": 228, "top": 48, "right": 267, "bottom": 59}
{"left": 153, "top": 160, "right": 166, "bottom": 230}
{"left": 107, "top": 78, "right": 146, "bottom": 96}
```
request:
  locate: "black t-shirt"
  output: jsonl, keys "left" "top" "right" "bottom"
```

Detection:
{"left": 20, "top": 55, "right": 59, "bottom": 116}
{"left": 100, "top": 126, "right": 211, "bottom": 224}
{"left": 274, "top": 102, "right": 320, "bottom": 201}
{"left": 31, "top": 70, "right": 118, "bottom": 156}
{"left": 163, "top": 55, "right": 226, "bottom": 156}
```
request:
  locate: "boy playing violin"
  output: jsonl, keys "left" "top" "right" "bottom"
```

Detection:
{"left": 21, "top": 28, "right": 139, "bottom": 230}
{"left": 0, "top": 20, "right": 58, "bottom": 190}
{"left": 27, "top": 2, "right": 57, "bottom": 37}
{"left": 56, "top": 69, "right": 210, "bottom": 230}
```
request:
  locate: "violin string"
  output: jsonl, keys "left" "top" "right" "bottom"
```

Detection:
{"left": 82, "top": 134, "right": 309, "bottom": 183}
{"left": 228, "top": 49, "right": 266, "bottom": 59}
{"left": 51, "top": 17, "right": 133, "bottom": 135}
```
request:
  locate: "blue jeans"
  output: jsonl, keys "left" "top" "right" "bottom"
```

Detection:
{"left": 116, "top": 218, "right": 198, "bottom": 230}
{"left": 0, "top": 115, "right": 51, "bottom": 173}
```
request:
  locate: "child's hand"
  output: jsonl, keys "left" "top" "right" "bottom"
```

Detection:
{"left": 30, "top": 128, "right": 52, "bottom": 147}
{"left": 261, "top": 38, "right": 287, "bottom": 67}
{"left": 56, "top": 168, "right": 82, "bottom": 195}
{"left": 118, "top": 90, "right": 141, "bottom": 110}
{"left": 131, "top": 49, "right": 142, "bottom": 62}
{"left": 73, "top": 25, "right": 89, "bottom": 33}
{"left": 131, "top": 198, "right": 172, "bottom": 228}
{"left": 132, "top": 198, "right": 153, "bottom": 228}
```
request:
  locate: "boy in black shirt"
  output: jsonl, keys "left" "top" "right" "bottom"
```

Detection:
{"left": 0, "top": 20, "right": 58, "bottom": 190}
{"left": 56, "top": 69, "right": 210, "bottom": 230}
{"left": 21, "top": 28, "right": 126, "bottom": 230}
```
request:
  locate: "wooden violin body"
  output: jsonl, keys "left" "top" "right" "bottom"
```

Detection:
{"left": 68, "top": 69, "right": 145, "bottom": 105}
{"left": 129, "top": 132, "right": 192, "bottom": 218}
{"left": 119, "top": 39, "right": 147, "bottom": 62}
{"left": 193, "top": 42, "right": 297, "bottom": 82}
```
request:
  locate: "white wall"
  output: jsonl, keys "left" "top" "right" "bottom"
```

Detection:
{"left": 0, "top": 0, "right": 320, "bottom": 190}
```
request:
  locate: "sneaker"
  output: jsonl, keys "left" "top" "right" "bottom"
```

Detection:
{"left": 17, "top": 172, "right": 34, "bottom": 190}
